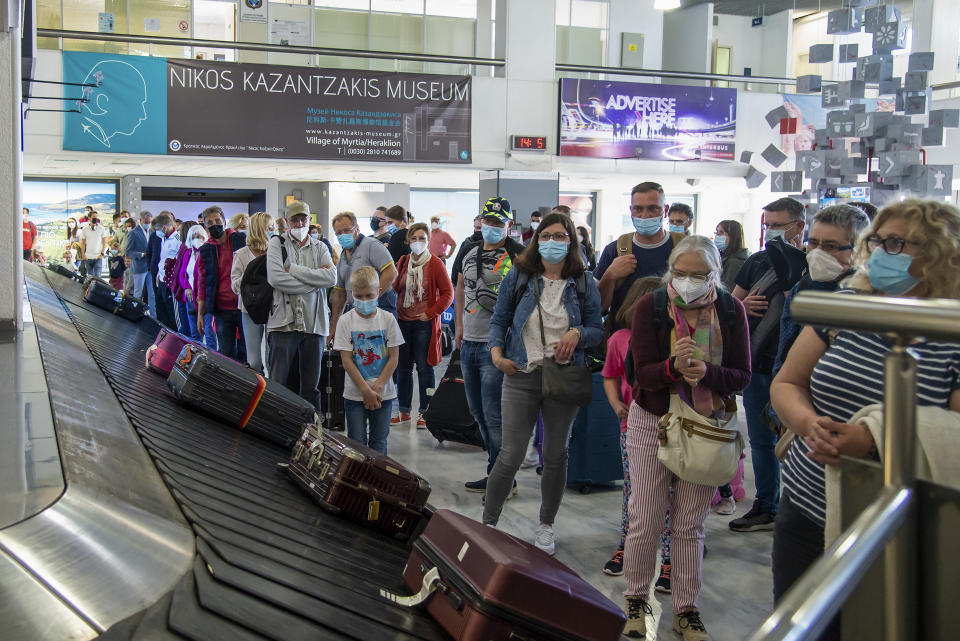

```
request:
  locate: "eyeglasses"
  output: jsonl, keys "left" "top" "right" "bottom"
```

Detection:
{"left": 539, "top": 232, "right": 570, "bottom": 242}
{"left": 805, "top": 239, "right": 852, "bottom": 253}
{"left": 762, "top": 221, "right": 795, "bottom": 231}
{"left": 630, "top": 205, "right": 663, "bottom": 216}
{"left": 670, "top": 269, "right": 710, "bottom": 284}
{"left": 866, "top": 234, "right": 917, "bottom": 255}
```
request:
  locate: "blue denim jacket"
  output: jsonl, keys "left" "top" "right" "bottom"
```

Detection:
{"left": 488, "top": 267, "right": 603, "bottom": 370}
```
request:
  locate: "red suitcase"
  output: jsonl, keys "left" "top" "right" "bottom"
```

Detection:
{"left": 146, "top": 328, "right": 196, "bottom": 375}
{"left": 287, "top": 425, "right": 431, "bottom": 540}
{"left": 382, "top": 509, "right": 626, "bottom": 641}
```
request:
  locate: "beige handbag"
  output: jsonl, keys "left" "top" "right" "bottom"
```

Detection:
{"left": 657, "top": 395, "right": 744, "bottom": 486}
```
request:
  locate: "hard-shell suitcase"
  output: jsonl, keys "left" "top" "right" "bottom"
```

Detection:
{"left": 566, "top": 371, "right": 623, "bottom": 493}
{"left": 422, "top": 350, "right": 483, "bottom": 447}
{"left": 49, "top": 264, "right": 82, "bottom": 282}
{"left": 83, "top": 279, "right": 147, "bottom": 322}
{"left": 287, "top": 424, "right": 430, "bottom": 540}
{"left": 167, "top": 344, "right": 314, "bottom": 448}
{"left": 146, "top": 328, "right": 197, "bottom": 376}
{"left": 319, "top": 349, "right": 346, "bottom": 431}
{"left": 382, "top": 509, "right": 626, "bottom": 641}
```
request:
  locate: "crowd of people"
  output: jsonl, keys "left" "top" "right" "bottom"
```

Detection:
{"left": 36, "top": 185, "right": 960, "bottom": 641}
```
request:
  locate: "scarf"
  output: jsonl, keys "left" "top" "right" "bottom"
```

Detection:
{"left": 402, "top": 250, "right": 432, "bottom": 308}
{"left": 666, "top": 282, "right": 724, "bottom": 417}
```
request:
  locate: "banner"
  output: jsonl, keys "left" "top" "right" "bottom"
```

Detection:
{"left": 559, "top": 78, "right": 736, "bottom": 161}
{"left": 63, "top": 51, "right": 472, "bottom": 164}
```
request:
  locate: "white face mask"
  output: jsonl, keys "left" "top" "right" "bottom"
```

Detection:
{"left": 672, "top": 277, "right": 713, "bottom": 304}
{"left": 290, "top": 226, "right": 309, "bottom": 241}
{"left": 410, "top": 241, "right": 428, "bottom": 255}
{"left": 189, "top": 236, "right": 206, "bottom": 249}
{"left": 530, "top": 221, "right": 540, "bottom": 230}
{"left": 806, "top": 248, "right": 847, "bottom": 282}
{"left": 430, "top": 222, "right": 439, "bottom": 230}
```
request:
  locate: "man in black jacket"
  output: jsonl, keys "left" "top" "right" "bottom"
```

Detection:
{"left": 196, "top": 206, "right": 247, "bottom": 360}
{"left": 145, "top": 213, "right": 167, "bottom": 318}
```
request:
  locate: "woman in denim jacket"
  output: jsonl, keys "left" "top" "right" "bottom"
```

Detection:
{"left": 484, "top": 212, "right": 603, "bottom": 555}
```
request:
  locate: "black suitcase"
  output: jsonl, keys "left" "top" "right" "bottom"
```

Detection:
{"left": 422, "top": 349, "right": 484, "bottom": 447}
{"left": 319, "top": 349, "right": 346, "bottom": 431}
{"left": 83, "top": 279, "right": 147, "bottom": 322}
{"left": 48, "top": 264, "right": 83, "bottom": 282}
{"left": 167, "top": 344, "right": 315, "bottom": 448}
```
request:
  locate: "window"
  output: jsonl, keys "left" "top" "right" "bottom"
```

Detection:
{"left": 556, "top": 0, "right": 608, "bottom": 65}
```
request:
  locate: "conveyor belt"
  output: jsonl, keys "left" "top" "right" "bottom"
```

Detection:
{"left": 40, "top": 269, "right": 445, "bottom": 641}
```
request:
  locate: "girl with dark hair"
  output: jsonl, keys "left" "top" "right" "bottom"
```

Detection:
{"left": 65, "top": 217, "right": 79, "bottom": 242}
{"left": 714, "top": 219, "right": 750, "bottom": 291}
{"left": 485, "top": 212, "right": 604, "bottom": 555}
{"left": 577, "top": 225, "right": 596, "bottom": 271}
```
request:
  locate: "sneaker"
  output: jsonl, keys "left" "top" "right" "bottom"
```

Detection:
{"left": 654, "top": 563, "right": 672, "bottom": 594}
{"left": 391, "top": 412, "right": 411, "bottom": 425}
{"left": 714, "top": 497, "right": 736, "bottom": 515}
{"left": 729, "top": 501, "right": 775, "bottom": 532}
{"left": 623, "top": 596, "right": 651, "bottom": 638}
{"left": 416, "top": 413, "right": 426, "bottom": 429}
{"left": 673, "top": 609, "right": 709, "bottom": 641}
{"left": 464, "top": 477, "right": 488, "bottom": 492}
{"left": 534, "top": 524, "right": 555, "bottom": 555}
{"left": 602, "top": 549, "right": 624, "bottom": 576}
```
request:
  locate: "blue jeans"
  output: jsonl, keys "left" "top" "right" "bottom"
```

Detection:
{"left": 345, "top": 398, "right": 393, "bottom": 455}
{"left": 131, "top": 271, "right": 148, "bottom": 299}
{"left": 179, "top": 300, "right": 200, "bottom": 341}
{"left": 83, "top": 258, "right": 102, "bottom": 277}
{"left": 146, "top": 273, "right": 157, "bottom": 317}
{"left": 460, "top": 340, "right": 503, "bottom": 474}
{"left": 397, "top": 319, "right": 435, "bottom": 414}
{"left": 213, "top": 310, "right": 243, "bottom": 360}
{"left": 266, "top": 330, "right": 323, "bottom": 411}
{"left": 744, "top": 372, "right": 780, "bottom": 514}
{"left": 201, "top": 312, "right": 218, "bottom": 349}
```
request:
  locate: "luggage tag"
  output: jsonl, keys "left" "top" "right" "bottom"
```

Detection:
{"left": 367, "top": 499, "right": 380, "bottom": 521}
{"left": 380, "top": 567, "right": 441, "bottom": 607}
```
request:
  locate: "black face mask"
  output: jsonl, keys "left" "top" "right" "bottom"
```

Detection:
{"left": 208, "top": 224, "right": 225, "bottom": 239}
{"left": 370, "top": 218, "right": 382, "bottom": 232}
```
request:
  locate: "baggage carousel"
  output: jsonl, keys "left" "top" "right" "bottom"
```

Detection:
{"left": 1, "top": 262, "right": 447, "bottom": 641}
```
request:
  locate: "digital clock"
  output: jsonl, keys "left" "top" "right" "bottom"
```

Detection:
{"left": 510, "top": 135, "right": 547, "bottom": 151}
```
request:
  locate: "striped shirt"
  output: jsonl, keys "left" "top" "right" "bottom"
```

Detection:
{"left": 783, "top": 329, "right": 960, "bottom": 527}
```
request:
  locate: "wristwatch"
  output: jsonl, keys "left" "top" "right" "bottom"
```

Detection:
{"left": 568, "top": 327, "right": 582, "bottom": 340}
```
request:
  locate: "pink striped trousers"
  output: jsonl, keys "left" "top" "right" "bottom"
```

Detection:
{"left": 622, "top": 401, "right": 715, "bottom": 613}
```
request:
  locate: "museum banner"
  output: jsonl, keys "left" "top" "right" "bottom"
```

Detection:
{"left": 558, "top": 78, "right": 736, "bottom": 161}
{"left": 62, "top": 51, "right": 472, "bottom": 164}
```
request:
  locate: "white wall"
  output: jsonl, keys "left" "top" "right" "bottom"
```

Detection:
{"left": 607, "top": 0, "right": 663, "bottom": 71}
{"left": 913, "top": 0, "right": 960, "bottom": 86}
{"left": 758, "top": 10, "right": 793, "bottom": 80}
{"left": 661, "top": 2, "right": 713, "bottom": 84}
{"left": 713, "top": 14, "right": 756, "bottom": 76}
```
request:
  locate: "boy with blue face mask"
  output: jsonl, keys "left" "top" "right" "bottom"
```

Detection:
{"left": 455, "top": 196, "right": 524, "bottom": 495}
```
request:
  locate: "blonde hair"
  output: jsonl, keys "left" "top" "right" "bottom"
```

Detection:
{"left": 350, "top": 265, "right": 380, "bottom": 292}
{"left": 227, "top": 213, "right": 249, "bottom": 231}
{"left": 845, "top": 199, "right": 960, "bottom": 299}
{"left": 246, "top": 212, "right": 273, "bottom": 253}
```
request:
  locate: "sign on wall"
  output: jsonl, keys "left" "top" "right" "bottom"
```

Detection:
{"left": 559, "top": 78, "right": 736, "bottom": 161}
{"left": 62, "top": 51, "right": 472, "bottom": 164}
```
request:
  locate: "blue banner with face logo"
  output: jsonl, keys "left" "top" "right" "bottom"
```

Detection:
{"left": 62, "top": 51, "right": 168, "bottom": 154}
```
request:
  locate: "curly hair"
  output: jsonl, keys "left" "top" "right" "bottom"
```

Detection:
{"left": 844, "top": 199, "right": 960, "bottom": 299}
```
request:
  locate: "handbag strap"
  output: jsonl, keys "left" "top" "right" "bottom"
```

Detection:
{"left": 534, "top": 275, "right": 548, "bottom": 349}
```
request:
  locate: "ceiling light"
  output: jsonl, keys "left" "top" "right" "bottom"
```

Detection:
{"left": 654, "top": 0, "right": 681, "bottom": 10}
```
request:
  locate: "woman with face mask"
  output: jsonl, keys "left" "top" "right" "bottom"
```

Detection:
{"left": 714, "top": 220, "right": 750, "bottom": 292}
{"left": 391, "top": 223, "right": 454, "bottom": 428}
{"left": 65, "top": 217, "right": 79, "bottom": 242}
{"left": 485, "top": 213, "right": 604, "bottom": 556}
{"left": 620, "top": 235, "right": 751, "bottom": 641}
{"left": 230, "top": 212, "right": 275, "bottom": 373}
{"left": 176, "top": 223, "right": 214, "bottom": 346}
{"left": 771, "top": 200, "right": 960, "bottom": 641}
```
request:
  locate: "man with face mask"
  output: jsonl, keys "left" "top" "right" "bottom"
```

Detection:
{"left": 728, "top": 197, "right": 806, "bottom": 534}
{"left": 455, "top": 197, "right": 524, "bottom": 495}
{"left": 79, "top": 212, "right": 108, "bottom": 277}
{"left": 153, "top": 212, "right": 180, "bottom": 328}
{"left": 371, "top": 206, "right": 392, "bottom": 245}
{"left": 668, "top": 203, "right": 694, "bottom": 235}
{"left": 124, "top": 211, "right": 153, "bottom": 299}
{"left": 266, "top": 201, "right": 337, "bottom": 409}
{"left": 196, "top": 205, "right": 248, "bottom": 360}
{"left": 521, "top": 212, "right": 541, "bottom": 245}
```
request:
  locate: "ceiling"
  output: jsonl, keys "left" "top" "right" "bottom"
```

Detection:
{"left": 683, "top": 0, "right": 847, "bottom": 16}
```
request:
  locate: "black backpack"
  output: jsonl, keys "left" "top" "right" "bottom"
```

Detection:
{"left": 623, "top": 286, "right": 737, "bottom": 388}
{"left": 240, "top": 237, "right": 286, "bottom": 325}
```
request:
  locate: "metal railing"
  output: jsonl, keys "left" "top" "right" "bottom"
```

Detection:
{"left": 555, "top": 63, "right": 796, "bottom": 87}
{"left": 748, "top": 291, "right": 960, "bottom": 641}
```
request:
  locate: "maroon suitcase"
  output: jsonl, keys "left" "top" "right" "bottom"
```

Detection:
{"left": 287, "top": 425, "right": 431, "bottom": 540}
{"left": 381, "top": 509, "right": 625, "bottom": 641}
{"left": 146, "top": 328, "right": 196, "bottom": 375}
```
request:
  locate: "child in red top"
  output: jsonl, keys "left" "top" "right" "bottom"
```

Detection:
{"left": 601, "top": 277, "right": 662, "bottom": 578}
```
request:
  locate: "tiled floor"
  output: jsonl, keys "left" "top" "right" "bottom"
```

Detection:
{"left": 385, "top": 364, "right": 774, "bottom": 641}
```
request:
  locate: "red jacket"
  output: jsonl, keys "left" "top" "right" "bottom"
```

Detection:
{"left": 630, "top": 291, "right": 752, "bottom": 416}
{"left": 393, "top": 254, "right": 454, "bottom": 366}
{"left": 22, "top": 220, "right": 37, "bottom": 250}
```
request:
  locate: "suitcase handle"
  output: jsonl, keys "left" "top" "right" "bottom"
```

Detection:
{"left": 380, "top": 566, "right": 449, "bottom": 608}
{"left": 145, "top": 344, "right": 157, "bottom": 368}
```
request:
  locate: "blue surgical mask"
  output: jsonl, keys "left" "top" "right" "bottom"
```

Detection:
{"left": 155, "top": 229, "right": 165, "bottom": 239}
{"left": 337, "top": 232, "right": 356, "bottom": 250}
{"left": 310, "top": 233, "right": 319, "bottom": 241}
{"left": 481, "top": 224, "right": 506, "bottom": 244}
{"left": 669, "top": 224, "right": 686, "bottom": 234}
{"left": 714, "top": 235, "right": 728, "bottom": 251}
{"left": 538, "top": 240, "right": 568, "bottom": 264}
{"left": 354, "top": 298, "right": 378, "bottom": 316}
{"left": 632, "top": 216, "right": 663, "bottom": 236}
{"left": 764, "top": 229, "right": 786, "bottom": 244}
{"left": 868, "top": 248, "right": 918, "bottom": 295}
{"left": 386, "top": 224, "right": 397, "bottom": 234}
{"left": 268, "top": 231, "right": 277, "bottom": 239}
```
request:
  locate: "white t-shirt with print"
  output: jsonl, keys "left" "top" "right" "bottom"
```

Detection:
{"left": 333, "top": 307, "right": 405, "bottom": 402}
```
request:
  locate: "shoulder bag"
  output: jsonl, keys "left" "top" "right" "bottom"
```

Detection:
{"left": 657, "top": 393, "right": 743, "bottom": 486}
{"left": 535, "top": 277, "right": 592, "bottom": 407}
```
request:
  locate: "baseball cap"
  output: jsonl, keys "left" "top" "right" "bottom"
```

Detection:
{"left": 287, "top": 201, "right": 311, "bottom": 219}
{"left": 480, "top": 197, "right": 512, "bottom": 224}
